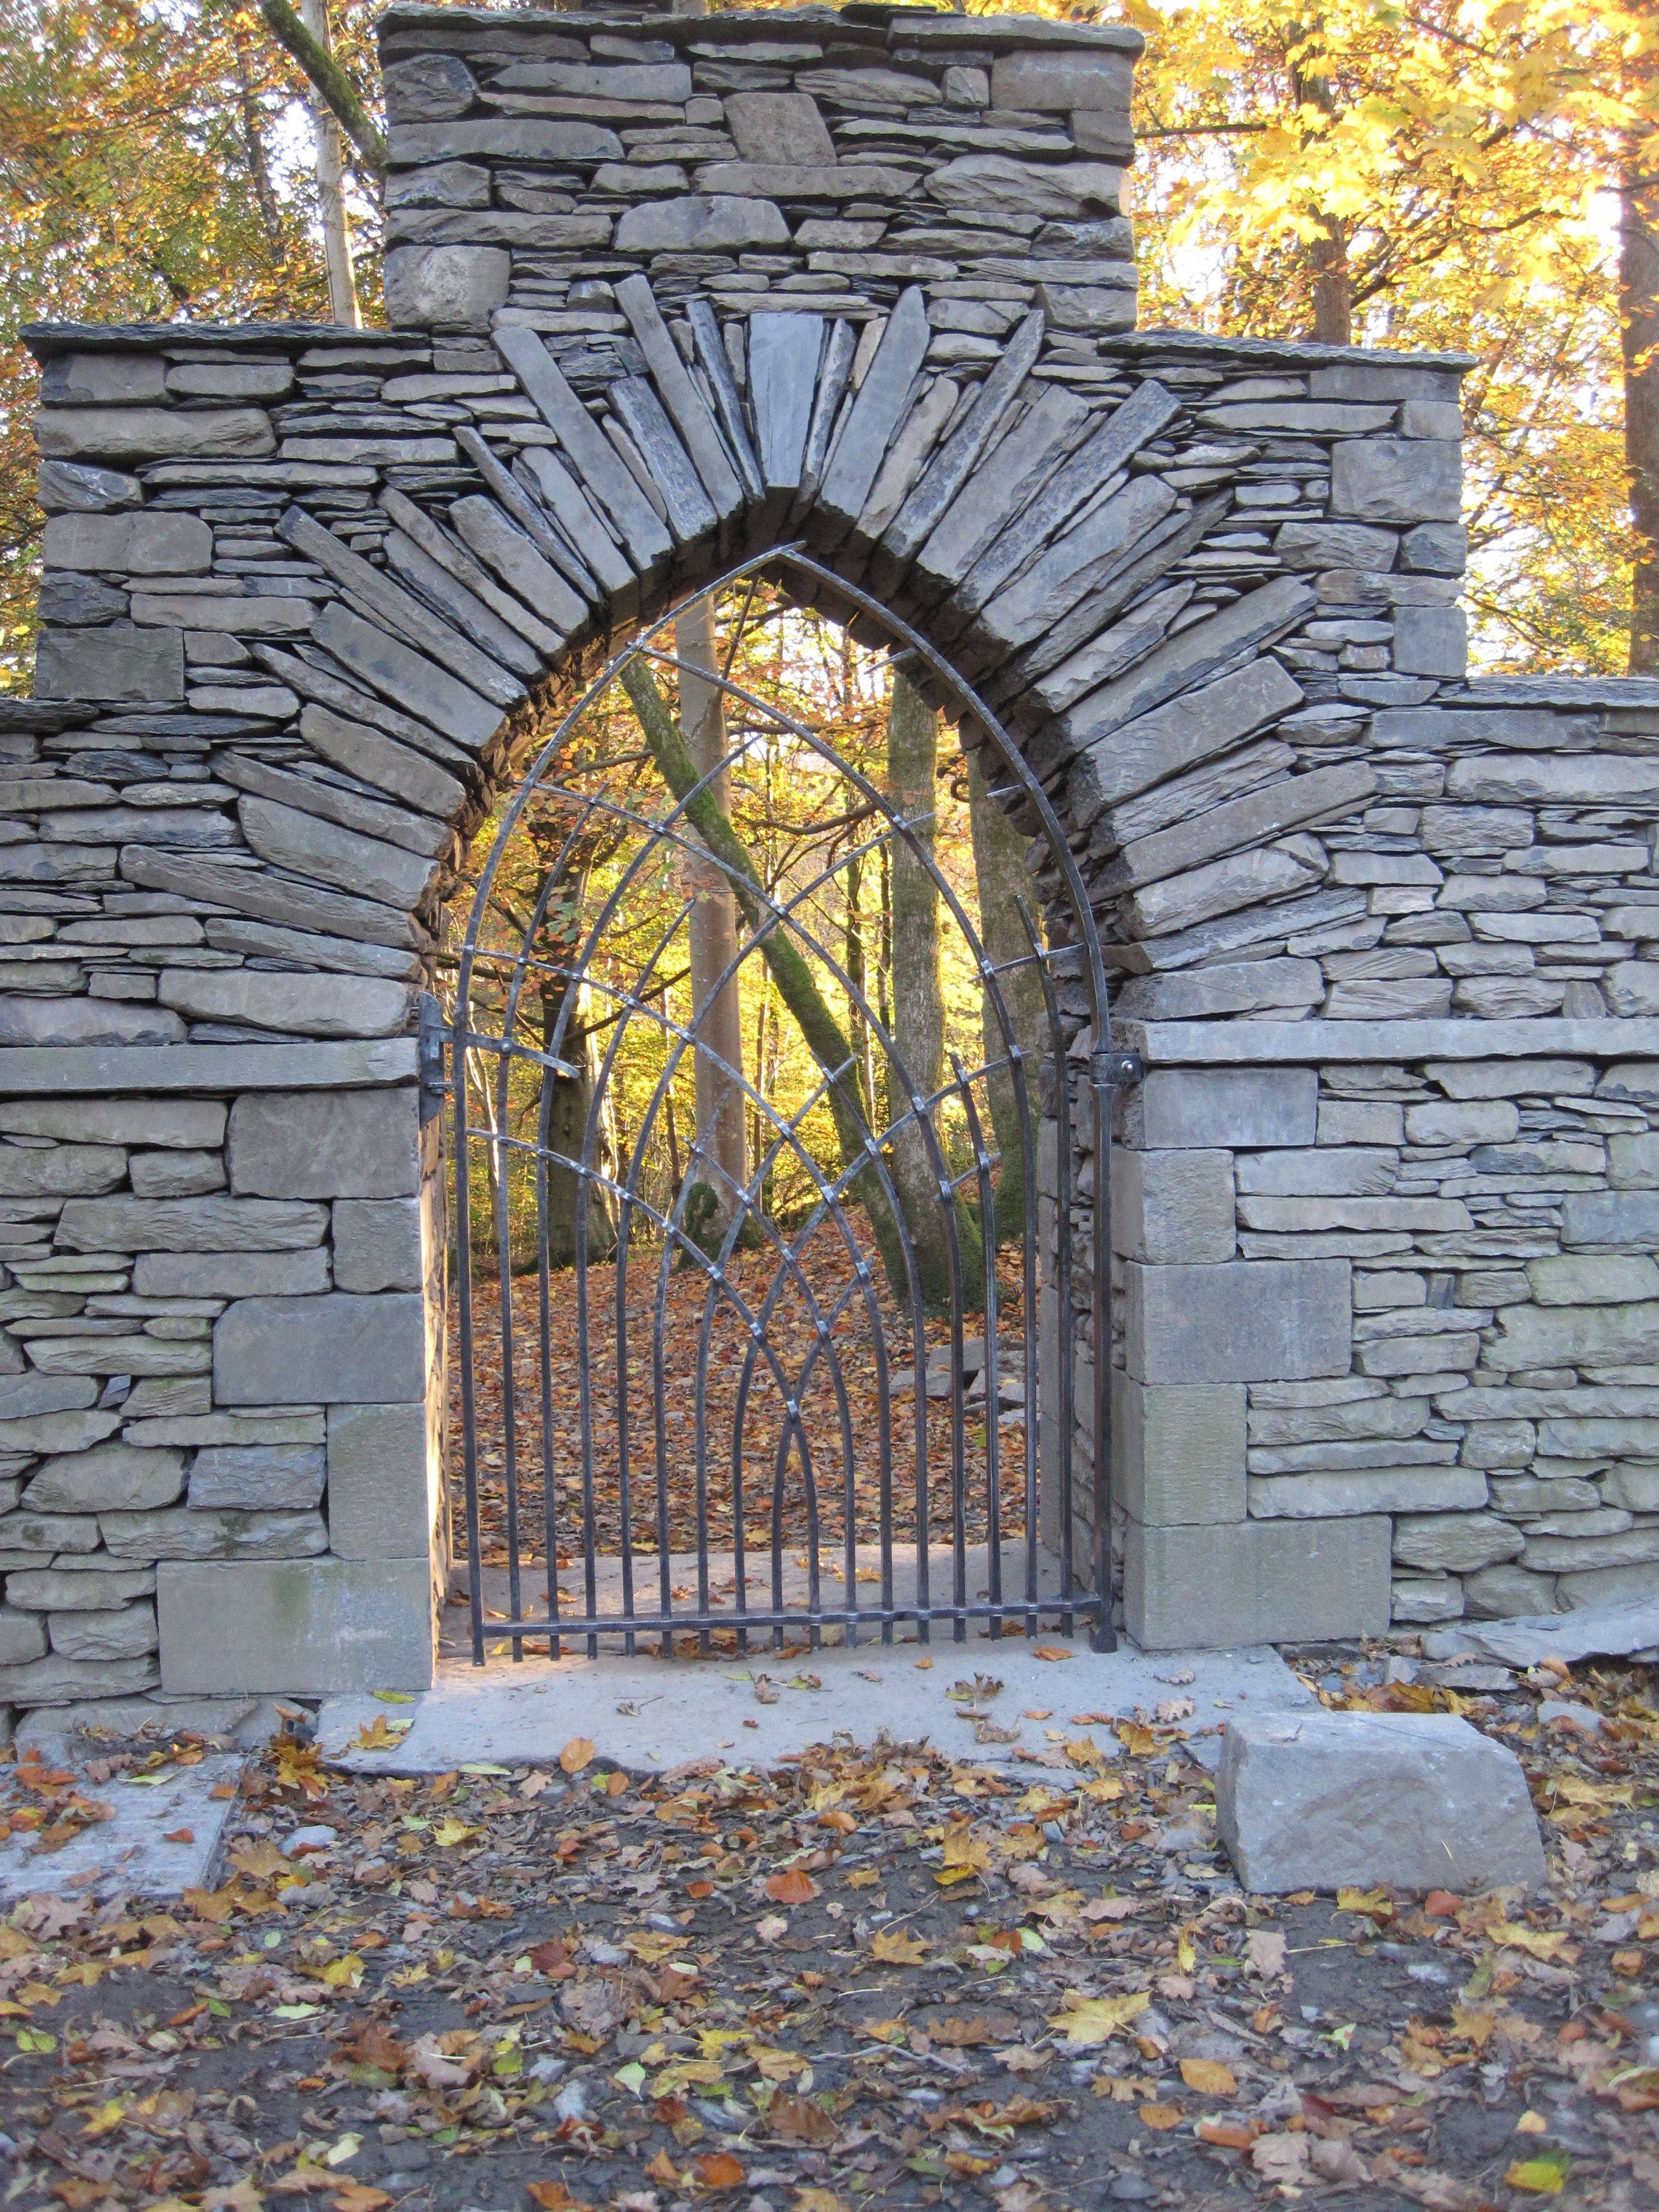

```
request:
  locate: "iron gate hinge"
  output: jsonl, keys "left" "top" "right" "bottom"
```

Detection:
{"left": 1094, "top": 1048, "right": 1143, "bottom": 1088}
{"left": 418, "top": 991, "right": 449, "bottom": 1125}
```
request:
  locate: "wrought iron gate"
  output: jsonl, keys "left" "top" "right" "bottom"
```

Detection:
{"left": 445, "top": 551, "right": 1130, "bottom": 1662}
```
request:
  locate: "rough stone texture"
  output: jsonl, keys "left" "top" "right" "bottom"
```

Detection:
{"left": 1215, "top": 1711, "right": 1546, "bottom": 1893}
{"left": 8, "top": 4, "right": 1659, "bottom": 1708}
{"left": 213, "top": 1293, "right": 426, "bottom": 1406}
{"left": 156, "top": 1559, "right": 435, "bottom": 1692}
{"left": 1126, "top": 1517, "right": 1392, "bottom": 1648}
{"left": 227, "top": 1090, "right": 421, "bottom": 1199}
{"left": 1115, "top": 1379, "right": 1245, "bottom": 1526}
{"left": 327, "top": 1400, "right": 443, "bottom": 1562}
{"left": 1125, "top": 1260, "right": 1352, "bottom": 1384}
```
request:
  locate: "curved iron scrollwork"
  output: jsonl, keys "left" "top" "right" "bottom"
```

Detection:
{"left": 449, "top": 549, "right": 1122, "bottom": 1661}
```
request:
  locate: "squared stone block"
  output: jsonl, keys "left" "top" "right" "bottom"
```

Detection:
{"left": 334, "top": 1199, "right": 424, "bottom": 1292}
{"left": 1111, "top": 1148, "right": 1235, "bottom": 1263}
{"left": 229, "top": 1090, "right": 421, "bottom": 1199}
{"left": 1125, "top": 1516, "right": 1391, "bottom": 1649}
{"left": 384, "top": 244, "right": 510, "bottom": 327}
{"left": 1215, "top": 1711, "right": 1545, "bottom": 1893}
{"left": 157, "top": 1558, "right": 434, "bottom": 1692}
{"left": 1330, "top": 437, "right": 1461, "bottom": 523}
{"left": 35, "top": 622, "right": 184, "bottom": 703}
{"left": 1115, "top": 1378, "right": 1245, "bottom": 1526}
{"left": 214, "top": 1293, "right": 426, "bottom": 1406}
{"left": 1125, "top": 1259, "right": 1352, "bottom": 1384}
{"left": 327, "top": 1399, "right": 442, "bottom": 1561}
{"left": 1134, "top": 1068, "right": 1317, "bottom": 1150}
{"left": 1393, "top": 604, "right": 1468, "bottom": 679}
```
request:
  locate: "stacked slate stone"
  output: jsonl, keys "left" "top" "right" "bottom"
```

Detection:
{"left": 7, "top": 2, "right": 1659, "bottom": 1703}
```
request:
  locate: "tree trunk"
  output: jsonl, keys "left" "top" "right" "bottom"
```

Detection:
{"left": 967, "top": 756, "right": 1048, "bottom": 1246}
{"left": 297, "top": 0, "right": 360, "bottom": 326}
{"left": 1290, "top": 22, "right": 1352, "bottom": 346}
{"left": 233, "top": 34, "right": 284, "bottom": 250}
{"left": 886, "top": 671, "right": 960, "bottom": 1314}
{"left": 1623, "top": 107, "right": 1659, "bottom": 673}
{"left": 675, "top": 596, "right": 748, "bottom": 1231}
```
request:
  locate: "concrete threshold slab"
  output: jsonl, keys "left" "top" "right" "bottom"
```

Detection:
{"left": 0, "top": 1754, "right": 244, "bottom": 1902}
{"left": 318, "top": 1637, "right": 1315, "bottom": 1778}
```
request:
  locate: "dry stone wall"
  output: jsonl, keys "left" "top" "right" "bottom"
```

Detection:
{"left": 3, "top": 3, "right": 1658, "bottom": 1711}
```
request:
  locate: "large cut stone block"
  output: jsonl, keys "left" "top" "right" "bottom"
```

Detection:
{"left": 327, "top": 1399, "right": 443, "bottom": 1561}
{"left": 1215, "top": 1711, "right": 1546, "bottom": 1893}
{"left": 215, "top": 1293, "right": 426, "bottom": 1406}
{"left": 35, "top": 622, "right": 184, "bottom": 702}
{"left": 1133, "top": 1067, "right": 1317, "bottom": 1150}
{"left": 333, "top": 1199, "right": 424, "bottom": 1292}
{"left": 157, "top": 1558, "right": 434, "bottom": 1693}
{"left": 1125, "top": 1259, "right": 1352, "bottom": 1384}
{"left": 1111, "top": 1148, "right": 1235, "bottom": 1263}
{"left": 229, "top": 1090, "right": 420, "bottom": 1199}
{"left": 1115, "top": 1378, "right": 1245, "bottom": 1526}
{"left": 1125, "top": 1517, "right": 1390, "bottom": 1648}
{"left": 42, "top": 511, "right": 211, "bottom": 575}
{"left": 1330, "top": 438, "right": 1461, "bottom": 523}
{"left": 160, "top": 971, "right": 411, "bottom": 1039}
{"left": 384, "top": 244, "right": 510, "bottom": 328}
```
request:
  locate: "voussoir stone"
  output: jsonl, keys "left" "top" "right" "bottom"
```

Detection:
{"left": 1215, "top": 1711, "right": 1546, "bottom": 1893}
{"left": 22, "top": 1443, "right": 186, "bottom": 1513}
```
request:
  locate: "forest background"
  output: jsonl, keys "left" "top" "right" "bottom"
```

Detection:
{"left": 2, "top": 0, "right": 1658, "bottom": 689}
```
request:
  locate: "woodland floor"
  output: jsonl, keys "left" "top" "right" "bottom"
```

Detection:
{"left": 450, "top": 1247, "right": 1036, "bottom": 1573}
{"left": 0, "top": 1643, "right": 1654, "bottom": 2211}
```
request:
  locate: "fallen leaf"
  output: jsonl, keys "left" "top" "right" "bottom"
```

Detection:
{"left": 559, "top": 1738, "right": 595, "bottom": 1775}
{"left": 1245, "top": 1928, "right": 1287, "bottom": 1976}
{"left": 1179, "top": 2057, "right": 1236, "bottom": 2096}
{"left": 768, "top": 2091, "right": 837, "bottom": 2146}
{"left": 1047, "top": 1991, "right": 1150, "bottom": 2046}
{"left": 1031, "top": 1646, "right": 1074, "bottom": 1662}
{"left": 1138, "top": 2103, "right": 1182, "bottom": 2130}
{"left": 693, "top": 2151, "right": 745, "bottom": 2189}
{"left": 1505, "top": 2155, "right": 1568, "bottom": 2194}
{"left": 163, "top": 1827, "right": 195, "bottom": 1845}
{"left": 871, "top": 1926, "right": 928, "bottom": 1965}
{"left": 766, "top": 1868, "right": 817, "bottom": 1905}
{"left": 329, "top": 2190, "right": 390, "bottom": 2212}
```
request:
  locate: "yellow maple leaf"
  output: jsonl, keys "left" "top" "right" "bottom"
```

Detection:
{"left": 1047, "top": 1991, "right": 1151, "bottom": 2046}
{"left": 870, "top": 1927, "right": 928, "bottom": 1965}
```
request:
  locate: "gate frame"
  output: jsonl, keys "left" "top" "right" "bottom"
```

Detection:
{"left": 447, "top": 545, "right": 1130, "bottom": 1661}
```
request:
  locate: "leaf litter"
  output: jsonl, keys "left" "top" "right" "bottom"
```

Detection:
{"left": 0, "top": 1636, "right": 1654, "bottom": 2209}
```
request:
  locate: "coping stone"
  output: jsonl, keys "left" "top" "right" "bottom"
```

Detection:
{"left": 1215, "top": 1711, "right": 1546, "bottom": 1894}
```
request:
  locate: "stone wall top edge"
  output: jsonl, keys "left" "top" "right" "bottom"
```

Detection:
{"left": 1455, "top": 675, "right": 1659, "bottom": 708}
{"left": 1119, "top": 1017, "right": 1659, "bottom": 1068}
{"left": 22, "top": 321, "right": 426, "bottom": 361}
{"left": 24, "top": 318, "right": 1476, "bottom": 378}
{"left": 1119, "top": 327, "right": 1476, "bottom": 373}
{"left": 374, "top": 4, "right": 1146, "bottom": 53}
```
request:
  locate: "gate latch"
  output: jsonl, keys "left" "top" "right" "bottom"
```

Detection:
{"left": 1094, "top": 1048, "right": 1143, "bottom": 1088}
{"left": 418, "top": 991, "right": 450, "bottom": 1125}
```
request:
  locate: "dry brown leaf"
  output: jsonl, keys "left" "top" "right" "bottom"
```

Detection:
{"left": 559, "top": 1738, "right": 595, "bottom": 1775}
